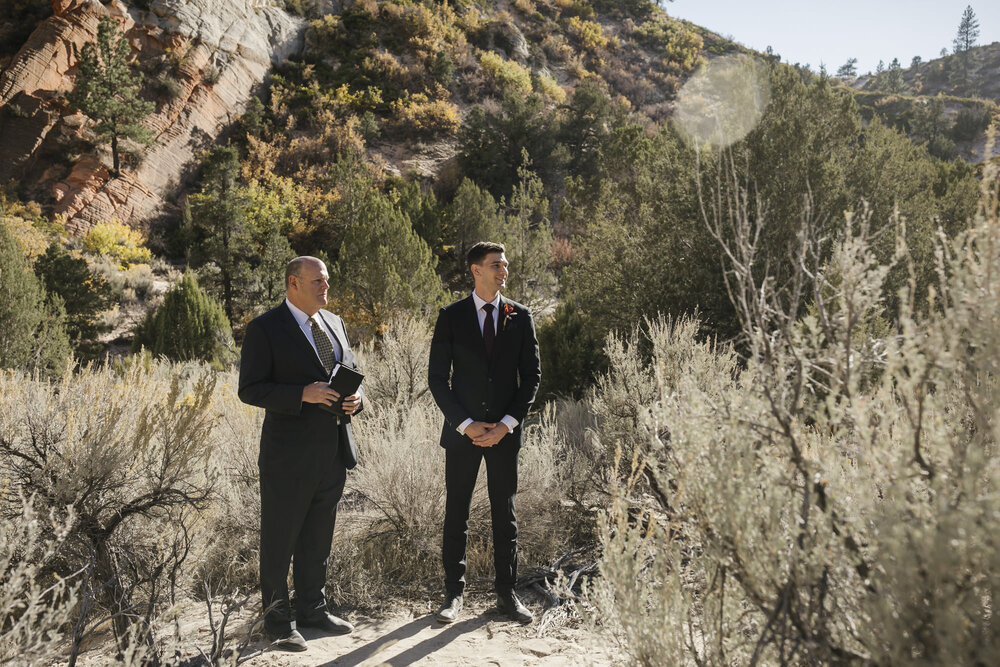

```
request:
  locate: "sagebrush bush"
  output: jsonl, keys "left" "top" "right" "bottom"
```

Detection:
{"left": 589, "top": 149, "right": 1000, "bottom": 665}
{"left": 0, "top": 499, "right": 78, "bottom": 666}
{"left": 0, "top": 359, "right": 219, "bottom": 664}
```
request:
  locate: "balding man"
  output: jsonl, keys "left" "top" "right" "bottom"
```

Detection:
{"left": 239, "top": 256, "right": 363, "bottom": 652}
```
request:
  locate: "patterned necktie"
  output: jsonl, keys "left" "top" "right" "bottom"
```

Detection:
{"left": 310, "top": 317, "right": 336, "bottom": 374}
{"left": 482, "top": 303, "right": 495, "bottom": 357}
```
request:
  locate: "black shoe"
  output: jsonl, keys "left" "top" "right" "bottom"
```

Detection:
{"left": 265, "top": 628, "right": 308, "bottom": 652}
{"left": 496, "top": 591, "right": 533, "bottom": 624}
{"left": 435, "top": 594, "right": 463, "bottom": 623}
{"left": 296, "top": 611, "right": 354, "bottom": 635}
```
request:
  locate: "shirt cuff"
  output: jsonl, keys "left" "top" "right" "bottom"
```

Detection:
{"left": 457, "top": 418, "right": 474, "bottom": 435}
{"left": 500, "top": 415, "right": 518, "bottom": 433}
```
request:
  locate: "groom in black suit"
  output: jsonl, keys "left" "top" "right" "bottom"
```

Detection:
{"left": 238, "top": 256, "right": 363, "bottom": 651}
{"left": 428, "top": 241, "right": 541, "bottom": 624}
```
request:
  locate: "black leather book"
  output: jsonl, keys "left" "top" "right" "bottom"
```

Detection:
{"left": 318, "top": 362, "right": 364, "bottom": 416}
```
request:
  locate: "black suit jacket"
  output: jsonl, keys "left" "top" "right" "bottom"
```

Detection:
{"left": 238, "top": 302, "right": 363, "bottom": 469}
{"left": 428, "top": 295, "right": 541, "bottom": 449}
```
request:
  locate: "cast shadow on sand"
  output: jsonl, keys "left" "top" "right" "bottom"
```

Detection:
{"left": 317, "top": 613, "right": 494, "bottom": 666}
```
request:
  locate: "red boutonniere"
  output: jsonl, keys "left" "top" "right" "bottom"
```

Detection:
{"left": 502, "top": 303, "right": 516, "bottom": 331}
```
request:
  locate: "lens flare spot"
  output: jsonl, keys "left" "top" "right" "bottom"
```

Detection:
{"left": 673, "top": 54, "right": 771, "bottom": 149}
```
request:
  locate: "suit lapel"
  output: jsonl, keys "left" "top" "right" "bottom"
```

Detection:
{"left": 278, "top": 302, "right": 328, "bottom": 377}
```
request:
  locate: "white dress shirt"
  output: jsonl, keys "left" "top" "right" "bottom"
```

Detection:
{"left": 285, "top": 298, "right": 342, "bottom": 367}
{"left": 457, "top": 292, "right": 519, "bottom": 436}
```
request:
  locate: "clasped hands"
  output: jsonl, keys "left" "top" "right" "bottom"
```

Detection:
{"left": 464, "top": 421, "right": 508, "bottom": 447}
{"left": 302, "top": 381, "right": 361, "bottom": 415}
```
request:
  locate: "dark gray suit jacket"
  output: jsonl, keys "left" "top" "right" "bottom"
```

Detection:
{"left": 428, "top": 295, "right": 541, "bottom": 449}
{"left": 238, "top": 302, "right": 362, "bottom": 469}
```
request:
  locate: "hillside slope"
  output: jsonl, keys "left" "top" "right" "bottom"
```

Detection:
{"left": 0, "top": 0, "right": 730, "bottom": 233}
{"left": 848, "top": 41, "right": 1000, "bottom": 164}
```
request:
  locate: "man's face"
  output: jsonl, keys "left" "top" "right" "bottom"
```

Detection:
{"left": 288, "top": 259, "right": 329, "bottom": 315}
{"left": 472, "top": 252, "right": 508, "bottom": 294}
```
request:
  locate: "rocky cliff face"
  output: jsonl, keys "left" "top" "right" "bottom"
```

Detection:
{"left": 0, "top": 0, "right": 306, "bottom": 235}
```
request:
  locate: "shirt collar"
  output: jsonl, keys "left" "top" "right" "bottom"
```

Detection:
{"left": 285, "top": 298, "right": 320, "bottom": 327}
{"left": 472, "top": 291, "right": 501, "bottom": 312}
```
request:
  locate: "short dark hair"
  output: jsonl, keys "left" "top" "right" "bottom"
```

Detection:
{"left": 285, "top": 256, "right": 319, "bottom": 288}
{"left": 467, "top": 241, "right": 506, "bottom": 267}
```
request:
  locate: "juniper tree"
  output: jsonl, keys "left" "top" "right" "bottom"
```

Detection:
{"left": 0, "top": 219, "right": 71, "bottom": 377}
{"left": 67, "top": 15, "right": 154, "bottom": 175}
{"left": 34, "top": 242, "right": 113, "bottom": 359}
{"left": 132, "top": 272, "right": 233, "bottom": 367}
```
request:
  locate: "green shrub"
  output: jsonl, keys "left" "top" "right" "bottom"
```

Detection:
{"left": 132, "top": 272, "right": 234, "bottom": 367}
{"left": 537, "top": 299, "right": 606, "bottom": 400}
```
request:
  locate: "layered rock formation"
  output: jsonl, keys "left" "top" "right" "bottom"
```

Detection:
{"left": 0, "top": 0, "right": 306, "bottom": 234}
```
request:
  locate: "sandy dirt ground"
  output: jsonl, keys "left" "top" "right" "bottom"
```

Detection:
{"left": 231, "top": 595, "right": 620, "bottom": 667}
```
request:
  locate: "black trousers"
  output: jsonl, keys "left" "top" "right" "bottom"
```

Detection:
{"left": 442, "top": 442, "right": 519, "bottom": 596}
{"left": 259, "top": 445, "right": 346, "bottom": 634}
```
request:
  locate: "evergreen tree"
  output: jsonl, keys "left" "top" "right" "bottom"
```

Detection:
{"left": 132, "top": 272, "right": 233, "bottom": 367}
{"left": 836, "top": 57, "right": 858, "bottom": 78}
{"left": 0, "top": 220, "right": 71, "bottom": 377}
{"left": 443, "top": 178, "right": 506, "bottom": 285}
{"left": 884, "top": 57, "right": 905, "bottom": 93}
{"left": 67, "top": 15, "right": 154, "bottom": 175}
{"left": 185, "top": 146, "right": 253, "bottom": 322}
{"left": 954, "top": 5, "right": 980, "bottom": 54}
{"left": 34, "top": 242, "right": 113, "bottom": 359}
{"left": 457, "top": 92, "right": 563, "bottom": 201}
{"left": 499, "top": 162, "right": 557, "bottom": 311}
{"left": 536, "top": 299, "right": 606, "bottom": 400}
{"left": 332, "top": 190, "right": 445, "bottom": 336}
{"left": 952, "top": 5, "right": 979, "bottom": 87}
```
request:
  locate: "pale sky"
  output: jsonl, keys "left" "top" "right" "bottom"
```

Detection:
{"left": 667, "top": 1, "right": 1000, "bottom": 75}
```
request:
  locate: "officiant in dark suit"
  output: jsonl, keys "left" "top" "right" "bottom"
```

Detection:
{"left": 238, "top": 256, "right": 363, "bottom": 652}
{"left": 428, "top": 241, "right": 541, "bottom": 625}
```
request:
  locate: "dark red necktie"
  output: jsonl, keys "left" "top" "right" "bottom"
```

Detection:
{"left": 482, "top": 303, "right": 495, "bottom": 357}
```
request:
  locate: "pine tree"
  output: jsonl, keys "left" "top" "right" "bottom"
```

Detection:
{"left": 0, "top": 219, "right": 71, "bottom": 377}
{"left": 952, "top": 5, "right": 980, "bottom": 87}
{"left": 954, "top": 5, "right": 980, "bottom": 53}
{"left": 884, "top": 57, "right": 905, "bottom": 93}
{"left": 67, "top": 15, "right": 154, "bottom": 175}
{"left": 132, "top": 272, "right": 233, "bottom": 367}
{"left": 836, "top": 57, "right": 858, "bottom": 78}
